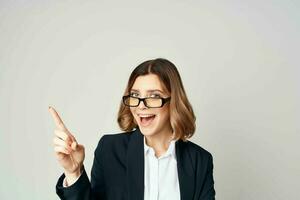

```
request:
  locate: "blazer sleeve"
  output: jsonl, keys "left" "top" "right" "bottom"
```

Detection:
{"left": 199, "top": 153, "right": 216, "bottom": 200}
{"left": 55, "top": 136, "right": 106, "bottom": 200}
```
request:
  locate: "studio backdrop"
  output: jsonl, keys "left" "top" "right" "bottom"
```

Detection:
{"left": 0, "top": 0, "right": 299, "bottom": 199}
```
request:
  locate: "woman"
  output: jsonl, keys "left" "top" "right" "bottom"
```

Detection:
{"left": 50, "top": 58, "right": 215, "bottom": 200}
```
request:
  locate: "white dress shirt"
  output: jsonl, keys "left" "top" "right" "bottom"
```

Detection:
{"left": 144, "top": 136, "right": 181, "bottom": 200}
{"left": 63, "top": 137, "right": 181, "bottom": 200}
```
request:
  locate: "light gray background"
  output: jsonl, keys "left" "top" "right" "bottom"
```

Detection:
{"left": 0, "top": 0, "right": 299, "bottom": 199}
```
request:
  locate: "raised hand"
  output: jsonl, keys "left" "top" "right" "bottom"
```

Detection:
{"left": 49, "top": 106, "right": 85, "bottom": 184}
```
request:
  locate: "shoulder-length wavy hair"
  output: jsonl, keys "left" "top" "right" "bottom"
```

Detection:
{"left": 117, "top": 58, "right": 196, "bottom": 141}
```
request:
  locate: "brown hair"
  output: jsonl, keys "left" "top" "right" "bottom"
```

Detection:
{"left": 117, "top": 58, "right": 196, "bottom": 141}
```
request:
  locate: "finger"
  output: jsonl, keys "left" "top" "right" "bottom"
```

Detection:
{"left": 69, "top": 134, "right": 77, "bottom": 143}
{"left": 63, "top": 131, "right": 77, "bottom": 150}
{"left": 54, "top": 130, "right": 73, "bottom": 144}
{"left": 55, "top": 152, "right": 66, "bottom": 160}
{"left": 69, "top": 134, "right": 78, "bottom": 150}
{"left": 54, "top": 146, "right": 70, "bottom": 155}
{"left": 54, "top": 130, "right": 77, "bottom": 150}
{"left": 53, "top": 136, "right": 72, "bottom": 151}
{"left": 48, "top": 106, "right": 68, "bottom": 131}
{"left": 71, "top": 141, "right": 77, "bottom": 150}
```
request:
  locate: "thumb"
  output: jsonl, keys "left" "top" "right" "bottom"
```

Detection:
{"left": 71, "top": 141, "right": 77, "bottom": 150}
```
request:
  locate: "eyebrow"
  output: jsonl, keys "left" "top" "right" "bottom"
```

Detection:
{"left": 130, "top": 89, "right": 164, "bottom": 93}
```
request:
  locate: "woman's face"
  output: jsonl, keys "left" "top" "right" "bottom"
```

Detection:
{"left": 129, "top": 74, "right": 172, "bottom": 138}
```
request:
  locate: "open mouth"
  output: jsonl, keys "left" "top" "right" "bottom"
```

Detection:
{"left": 138, "top": 114, "right": 156, "bottom": 126}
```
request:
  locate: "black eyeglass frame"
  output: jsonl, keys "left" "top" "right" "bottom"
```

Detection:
{"left": 122, "top": 95, "right": 171, "bottom": 108}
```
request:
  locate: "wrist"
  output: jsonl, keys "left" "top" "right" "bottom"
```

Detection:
{"left": 64, "top": 166, "right": 83, "bottom": 186}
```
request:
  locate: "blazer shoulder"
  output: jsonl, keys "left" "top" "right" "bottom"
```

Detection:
{"left": 95, "top": 130, "right": 134, "bottom": 153}
{"left": 101, "top": 131, "right": 132, "bottom": 141}
{"left": 181, "top": 139, "right": 213, "bottom": 160}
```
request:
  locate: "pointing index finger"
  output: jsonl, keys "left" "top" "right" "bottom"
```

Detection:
{"left": 48, "top": 106, "right": 68, "bottom": 131}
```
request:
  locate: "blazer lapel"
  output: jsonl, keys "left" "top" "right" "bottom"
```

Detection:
{"left": 126, "top": 128, "right": 144, "bottom": 200}
{"left": 176, "top": 140, "right": 195, "bottom": 200}
{"left": 126, "top": 128, "right": 195, "bottom": 200}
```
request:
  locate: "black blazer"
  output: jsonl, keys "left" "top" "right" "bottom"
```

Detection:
{"left": 56, "top": 128, "right": 215, "bottom": 200}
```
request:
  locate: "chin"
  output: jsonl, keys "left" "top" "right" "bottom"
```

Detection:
{"left": 138, "top": 126, "right": 156, "bottom": 136}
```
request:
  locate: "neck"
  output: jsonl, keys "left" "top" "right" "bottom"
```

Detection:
{"left": 144, "top": 127, "right": 174, "bottom": 157}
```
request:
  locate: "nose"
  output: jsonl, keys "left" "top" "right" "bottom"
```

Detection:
{"left": 138, "top": 99, "right": 147, "bottom": 109}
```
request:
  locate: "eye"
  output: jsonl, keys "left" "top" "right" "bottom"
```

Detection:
{"left": 149, "top": 93, "right": 161, "bottom": 98}
{"left": 130, "top": 92, "right": 139, "bottom": 97}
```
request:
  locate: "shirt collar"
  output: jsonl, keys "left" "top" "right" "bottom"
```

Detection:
{"left": 143, "top": 136, "right": 177, "bottom": 159}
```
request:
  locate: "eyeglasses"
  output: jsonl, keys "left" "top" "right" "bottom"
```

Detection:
{"left": 122, "top": 95, "right": 171, "bottom": 108}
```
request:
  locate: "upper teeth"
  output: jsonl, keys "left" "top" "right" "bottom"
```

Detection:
{"left": 138, "top": 114, "right": 155, "bottom": 117}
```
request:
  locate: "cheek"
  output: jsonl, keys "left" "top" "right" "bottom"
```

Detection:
{"left": 158, "top": 107, "right": 170, "bottom": 122}
{"left": 129, "top": 107, "right": 135, "bottom": 115}
{"left": 130, "top": 108, "right": 138, "bottom": 120}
